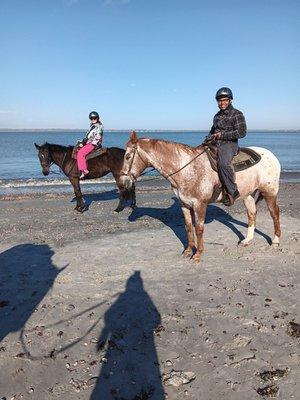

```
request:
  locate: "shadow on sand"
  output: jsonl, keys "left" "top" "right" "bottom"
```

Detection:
{"left": 71, "top": 189, "right": 120, "bottom": 210}
{"left": 128, "top": 197, "right": 272, "bottom": 247}
{"left": 90, "top": 271, "right": 165, "bottom": 400}
{"left": 0, "top": 244, "right": 65, "bottom": 344}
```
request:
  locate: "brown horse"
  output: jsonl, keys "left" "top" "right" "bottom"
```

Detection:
{"left": 35, "top": 142, "right": 136, "bottom": 212}
{"left": 120, "top": 131, "right": 281, "bottom": 262}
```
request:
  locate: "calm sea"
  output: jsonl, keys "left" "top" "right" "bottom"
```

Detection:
{"left": 0, "top": 130, "right": 299, "bottom": 196}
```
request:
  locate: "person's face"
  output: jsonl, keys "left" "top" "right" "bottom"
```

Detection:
{"left": 217, "top": 97, "right": 231, "bottom": 110}
{"left": 90, "top": 117, "right": 98, "bottom": 123}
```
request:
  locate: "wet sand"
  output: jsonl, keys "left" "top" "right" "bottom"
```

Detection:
{"left": 0, "top": 181, "right": 299, "bottom": 399}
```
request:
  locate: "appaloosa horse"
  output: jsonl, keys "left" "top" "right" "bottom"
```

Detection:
{"left": 120, "top": 131, "right": 281, "bottom": 262}
{"left": 35, "top": 142, "right": 136, "bottom": 212}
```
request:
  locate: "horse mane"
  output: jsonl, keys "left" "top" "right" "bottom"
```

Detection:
{"left": 139, "top": 137, "right": 202, "bottom": 155}
{"left": 44, "top": 142, "right": 73, "bottom": 153}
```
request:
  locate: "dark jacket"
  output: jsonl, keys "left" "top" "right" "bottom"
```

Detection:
{"left": 210, "top": 104, "right": 247, "bottom": 142}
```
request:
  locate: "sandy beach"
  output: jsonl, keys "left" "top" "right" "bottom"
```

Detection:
{"left": 0, "top": 180, "right": 299, "bottom": 400}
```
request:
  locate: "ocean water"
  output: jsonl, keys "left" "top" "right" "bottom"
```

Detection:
{"left": 0, "top": 130, "right": 299, "bottom": 196}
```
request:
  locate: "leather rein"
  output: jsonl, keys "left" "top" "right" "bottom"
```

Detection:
{"left": 123, "top": 142, "right": 208, "bottom": 183}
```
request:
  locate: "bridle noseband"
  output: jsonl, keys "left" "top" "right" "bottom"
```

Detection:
{"left": 40, "top": 146, "right": 54, "bottom": 170}
{"left": 122, "top": 144, "right": 148, "bottom": 181}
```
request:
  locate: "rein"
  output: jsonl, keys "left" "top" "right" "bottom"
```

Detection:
{"left": 125, "top": 142, "right": 207, "bottom": 183}
{"left": 45, "top": 146, "right": 76, "bottom": 176}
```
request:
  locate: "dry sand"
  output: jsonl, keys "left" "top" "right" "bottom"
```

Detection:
{"left": 0, "top": 182, "right": 299, "bottom": 400}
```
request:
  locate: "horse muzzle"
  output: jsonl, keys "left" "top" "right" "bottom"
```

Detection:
{"left": 42, "top": 168, "right": 50, "bottom": 176}
{"left": 120, "top": 174, "right": 133, "bottom": 190}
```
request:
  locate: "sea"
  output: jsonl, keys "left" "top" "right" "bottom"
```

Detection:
{"left": 0, "top": 130, "right": 299, "bottom": 197}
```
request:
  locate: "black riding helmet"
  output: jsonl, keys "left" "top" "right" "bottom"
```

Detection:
{"left": 215, "top": 87, "right": 233, "bottom": 100}
{"left": 89, "top": 111, "right": 99, "bottom": 120}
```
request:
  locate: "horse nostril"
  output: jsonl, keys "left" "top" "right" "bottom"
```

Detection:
{"left": 42, "top": 170, "right": 49, "bottom": 176}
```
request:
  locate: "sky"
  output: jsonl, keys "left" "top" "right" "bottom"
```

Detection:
{"left": 0, "top": 0, "right": 299, "bottom": 130}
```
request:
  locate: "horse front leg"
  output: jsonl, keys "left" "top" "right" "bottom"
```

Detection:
{"left": 69, "top": 177, "right": 86, "bottom": 212}
{"left": 181, "top": 206, "right": 195, "bottom": 258}
{"left": 240, "top": 195, "right": 257, "bottom": 246}
{"left": 130, "top": 183, "right": 137, "bottom": 209}
{"left": 192, "top": 202, "right": 208, "bottom": 263}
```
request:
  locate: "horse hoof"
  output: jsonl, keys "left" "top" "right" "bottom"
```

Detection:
{"left": 192, "top": 255, "right": 201, "bottom": 263}
{"left": 239, "top": 239, "right": 251, "bottom": 247}
{"left": 182, "top": 249, "right": 193, "bottom": 258}
{"left": 114, "top": 206, "right": 124, "bottom": 213}
{"left": 191, "top": 252, "right": 202, "bottom": 263}
{"left": 271, "top": 242, "right": 280, "bottom": 248}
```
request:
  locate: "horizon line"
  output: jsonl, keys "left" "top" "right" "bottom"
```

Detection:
{"left": 0, "top": 128, "right": 299, "bottom": 132}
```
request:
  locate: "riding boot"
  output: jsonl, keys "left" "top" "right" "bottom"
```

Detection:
{"left": 222, "top": 189, "right": 240, "bottom": 206}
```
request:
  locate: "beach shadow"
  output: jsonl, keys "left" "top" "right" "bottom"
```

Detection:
{"left": 128, "top": 198, "right": 187, "bottom": 247}
{"left": 129, "top": 198, "right": 271, "bottom": 246}
{"left": 0, "top": 244, "right": 65, "bottom": 344}
{"left": 206, "top": 205, "right": 272, "bottom": 244}
{"left": 71, "top": 189, "right": 120, "bottom": 209}
{"left": 90, "top": 271, "right": 165, "bottom": 400}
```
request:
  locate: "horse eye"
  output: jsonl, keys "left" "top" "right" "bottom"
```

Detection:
{"left": 125, "top": 153, "right": 131, "bottom": 160}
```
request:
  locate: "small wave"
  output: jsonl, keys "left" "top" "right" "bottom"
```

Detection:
{"left": 0, "top": 177, "right": 115, "bottom": 188}
{"left": 0, "top": 173, "right": 160, "bottom": 189}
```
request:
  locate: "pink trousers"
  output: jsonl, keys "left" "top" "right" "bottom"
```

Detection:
{"left": 77, "top": 144, "right": 95, "bottom": 172}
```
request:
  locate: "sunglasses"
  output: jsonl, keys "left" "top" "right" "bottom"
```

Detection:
{"left": 217, "top": 98, "right": 230, "bottom": 103}
{"left": 90, "top": 117, "right": 98, "bottom": 120}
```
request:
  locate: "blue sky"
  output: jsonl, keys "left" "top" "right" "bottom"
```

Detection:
{"left": 0, "top": 0, "right": 299, "bottom": 129}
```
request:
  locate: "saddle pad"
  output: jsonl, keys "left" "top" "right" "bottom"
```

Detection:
{"left": 86, "top": 147, "right": 107, "bottom": 160}
{"left": 205, "top": 147, "right": 261, "bottom": 172}
{"left": 233, "top": 147, "right": 261, "bottom": 172}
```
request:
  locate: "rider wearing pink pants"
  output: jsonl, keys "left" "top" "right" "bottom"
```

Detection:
{"left": 77, "top": 111, "right": 103, "bottom": 179}
{"left": 77, "top": 143, "right": 95, "bottom": 172}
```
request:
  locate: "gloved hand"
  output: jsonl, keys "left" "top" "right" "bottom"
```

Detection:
{"left": 211, "top": 131, "right": 222, "bottom": 140}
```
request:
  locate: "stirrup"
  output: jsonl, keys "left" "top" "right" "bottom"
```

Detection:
{"left": 79, "top": 171, "right": 88, "bottom": 179}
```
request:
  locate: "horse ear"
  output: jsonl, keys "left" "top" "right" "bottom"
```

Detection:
{"left": 130, "top": 130, "right": 138, "bottom": 143}
{"left": 34, "top": 143, "right": 40, "bottom": 149}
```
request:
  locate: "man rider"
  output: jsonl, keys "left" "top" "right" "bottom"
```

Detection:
{"left": 209, "top": 87, "right": 247, "bottom": 206}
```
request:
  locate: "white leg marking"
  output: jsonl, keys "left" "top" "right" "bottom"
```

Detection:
{"left": 272, "top": 235, "right": 280, "bottom": 246}
{"left": 240, "top": 224, "right": 255, "bottom": 246}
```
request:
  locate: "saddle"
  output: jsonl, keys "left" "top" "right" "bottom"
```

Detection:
{"left": 204, "top": 144, "right": 261, "bottom": 173}
{"left": 72, "top": 145, "right": 107, "bottom": 160}
{"left": 202, "top": 143, "right": 262, "bottom": 204}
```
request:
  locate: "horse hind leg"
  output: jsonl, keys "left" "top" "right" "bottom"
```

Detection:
{"left": 264, "top": 194, "right": 281, "bottom": 246}
{"left": 240, "top": 195, "right": 257, "bottom": 246}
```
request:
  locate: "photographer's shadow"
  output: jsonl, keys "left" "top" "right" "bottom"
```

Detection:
{"left": 0, "top": 244, "right": 65, "bottom": 344}
{"left": 90, "top": 271, "right": 165, "bottom": 400}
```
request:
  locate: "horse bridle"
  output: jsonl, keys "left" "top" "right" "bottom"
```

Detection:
{"left": 40, "top": 146, "right": 54, "bottom": 170}
{"left": 123, "top": 142, "right": 208, "bottom": 182}
{"left": 122, "top": 143, "right": 148, "bottom": 181}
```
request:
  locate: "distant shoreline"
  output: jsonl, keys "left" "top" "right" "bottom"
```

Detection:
{"left": 0, "top": 129, "right": 299, "bottom": 133}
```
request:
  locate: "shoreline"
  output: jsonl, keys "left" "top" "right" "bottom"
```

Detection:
{"left": 0, "top": 172, "right": 299, "bottom": 200}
